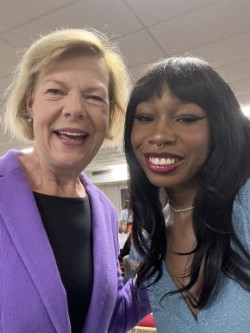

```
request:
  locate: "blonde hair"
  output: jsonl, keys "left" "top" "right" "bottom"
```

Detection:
{"left": 4, "top": 28, "right": 131, "bottom": 144}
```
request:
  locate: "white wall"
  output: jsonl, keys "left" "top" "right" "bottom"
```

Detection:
{"left": 98, "top": 182, "right": 128, "bottom": 216}
{"left": 85, "top": 162, "right": 129, "bottom": 215}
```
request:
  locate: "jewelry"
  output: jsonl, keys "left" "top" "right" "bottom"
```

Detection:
{"left": 154, "top": 143, "right": 167, "bottom": 150}
{"left": 169, "top": 202, "right": 194, "bottom": 213}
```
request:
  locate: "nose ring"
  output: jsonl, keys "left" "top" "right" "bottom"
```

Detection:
{"left": 155, "top": 143, "right": 167, "bottom": 150}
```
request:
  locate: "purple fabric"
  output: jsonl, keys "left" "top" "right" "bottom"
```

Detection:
{"left": 0, "top": 150, "right": 150, "bottom": 333}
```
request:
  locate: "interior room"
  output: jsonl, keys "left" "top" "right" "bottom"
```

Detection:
{"left": 1, "top": 1, "right": 250, "bottom": 212}
{"left": 1, "top": 2, "right": 250, "bottom": 330}
{"left": 1, "top": 0, "right": 250, "bottom": 214}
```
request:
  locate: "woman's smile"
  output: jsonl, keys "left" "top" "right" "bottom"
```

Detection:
{"left": 53, "top": 127, "right": 89, "bottom": 146}
{"left": 131, "top": 86, "right": 210, "bottom": 190}
{"left": 143, "top": 152, "right": 182, "bottom": 173}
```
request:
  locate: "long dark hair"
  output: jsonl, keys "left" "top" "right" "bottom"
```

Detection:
{"left": 124, "top": 56, "right": 250, "bottom": 308}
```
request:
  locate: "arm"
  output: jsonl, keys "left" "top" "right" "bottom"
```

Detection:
{"left": 108, "top": 209, "right": 151, "bottom": 332}
{"left": 82, "top": 178, "right": 151, "bottom": 332}
{"left": 108, "top": 268, "right": 150, "bottom": 333}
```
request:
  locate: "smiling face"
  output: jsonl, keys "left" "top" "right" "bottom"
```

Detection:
{"left": 131, "top": 85, "right": 210, "bottom": 193}
{"left": 26, "top": 53, "right": 110, "bottom": 174}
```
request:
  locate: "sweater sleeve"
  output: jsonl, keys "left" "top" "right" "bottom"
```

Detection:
{"left": 108, "top": 278, "right": 150, "bottom": 333}
{"left": 107, "top": 206, "right": 151, "bottom": 332}
{"left": 232, "top": 178, "right": 250, "bottom": 252}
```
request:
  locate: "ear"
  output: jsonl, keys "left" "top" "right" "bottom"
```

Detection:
{"left": 26, "top": 93, "right": 34, "bottom": 118}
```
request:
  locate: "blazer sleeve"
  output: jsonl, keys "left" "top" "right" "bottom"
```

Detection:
{"left": 107, "top": 207, "right": 151, "bottom": 333}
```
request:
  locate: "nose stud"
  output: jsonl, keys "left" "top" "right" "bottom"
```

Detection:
{"left": 154, "top": 143, "right": 167, "bottom": 150}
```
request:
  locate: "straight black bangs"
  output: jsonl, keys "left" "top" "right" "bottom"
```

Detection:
{"left": 129, "top": 57, "right": 232, "bottom": 115}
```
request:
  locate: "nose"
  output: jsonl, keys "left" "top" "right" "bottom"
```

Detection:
{"left": 148, "top": 120, "right": 176, "bottom": 147}
{"left": 62, "top": 92, "right": 86, "bottom": 119}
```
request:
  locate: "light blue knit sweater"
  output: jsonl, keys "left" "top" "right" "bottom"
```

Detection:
{"left": 148, "top": 179, "right": 250, "bottom": 333}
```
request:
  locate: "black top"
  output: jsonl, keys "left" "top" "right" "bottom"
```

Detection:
{"left": 34, "top": 192, "right": 93, "bottom": 333}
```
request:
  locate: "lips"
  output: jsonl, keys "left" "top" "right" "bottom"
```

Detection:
{"left": 144, "top": 152, "right": 183, "bottom": 173}
{"left": 54, "top": 128, "right": 89, "bottom": 144}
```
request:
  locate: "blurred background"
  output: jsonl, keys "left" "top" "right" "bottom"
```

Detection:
{"left": 1, "top": 0, "right": 250, "bottom": 211}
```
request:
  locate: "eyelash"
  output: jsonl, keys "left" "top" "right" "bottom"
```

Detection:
{"left": 46, "top": 88, "right": 63, "bottom": 95}
{"left": 134, "top": 114, "right": 154, "bottom": 122}
{"left": 134, "top": 114, "right": 206, "bottom": 124}
{"left": 176, "top": 116, "right": 206, "bottom": 123}
{"left": 45, "top": 89, "right": 106, "bottom": 104}
{"left": 87, "top": 95, "right": 104, "bottom": 101}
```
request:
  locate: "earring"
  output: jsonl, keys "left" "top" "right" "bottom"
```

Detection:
{"left": 27, "top": 117, "right": 33, "bottom": 123}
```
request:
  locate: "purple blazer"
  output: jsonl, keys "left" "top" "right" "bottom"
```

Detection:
{"left": 0, "top": 150, "right": 150, "bottom": 333}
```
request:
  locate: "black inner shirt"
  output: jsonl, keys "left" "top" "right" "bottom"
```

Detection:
{"left": 34, "top": 192, "right": 93, "bottom": 333}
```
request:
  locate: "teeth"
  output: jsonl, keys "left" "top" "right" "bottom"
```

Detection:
{"left": 58, "top": 131, "right": 84, "bottom": 137}
{"left": 149, "top": 157, "right": 177, "bottom": 165}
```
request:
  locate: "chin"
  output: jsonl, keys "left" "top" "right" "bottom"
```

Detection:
{"left": 53, "top": 158, "right": 84, "bottom": 171}
{"left": 145, "top": 173, "right": 178, "bottom": 189}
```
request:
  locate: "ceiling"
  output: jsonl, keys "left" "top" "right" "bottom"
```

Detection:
{"left": 1, "top": 0, "right": 250, "bottom": 172}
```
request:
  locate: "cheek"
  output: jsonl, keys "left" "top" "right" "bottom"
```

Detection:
{"left": 130, "top": 130, "right": 136, "bottom": 149}
{"left": 32, "top": 101, "right": 52, "bottom": 122}
{"left": 33, "top": 114, "right": 51, "bottom": 134}
{"left": 91, "top": 109, "right": 109, "bottom": 131}
{"left": 130, "top": 124, "right": 142, "bottom": 149}
{"left": 188, "top": 129, "right": 210, "bottom": 159}
{"left": 102, "top": 115, "right": 109, "bottom": 132}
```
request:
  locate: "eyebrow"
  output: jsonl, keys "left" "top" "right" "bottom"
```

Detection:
{"left": 43, "top": 79, "right": 107, "bottom": 92}
{"left": 43, "top": 78, "right": 64, "bottom": 86}
{"left": 83, "top": 86, "right": 107, "bottom": 94}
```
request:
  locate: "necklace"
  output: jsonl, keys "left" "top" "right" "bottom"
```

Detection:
{"left": 169, "top": 202, "right": 194, "bottom": 213}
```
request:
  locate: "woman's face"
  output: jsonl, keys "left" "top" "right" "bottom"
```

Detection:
{"left": 131, "top": 85, "right": 210, "bottom": 192}
{"left": 26, "top": 53, "right": 110, "bottom": 173}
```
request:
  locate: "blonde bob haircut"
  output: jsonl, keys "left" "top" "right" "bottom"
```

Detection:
{"left": 4, "top": 28, "right": 131, "bottom": 144}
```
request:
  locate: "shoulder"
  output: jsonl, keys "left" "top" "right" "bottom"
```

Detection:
{"left": 239, "top": 178, "right": 250, "bottom": 196}
{"left": 0, "top": 150, "right": 26, "bottom": 191}
{"left": 233, "top": 178, "right": 250, "bottom": 213}
{"left": 232, "top": 178, "right": 250, "bottom": 247}
{"left": 0, "top": 149, "right": 22, "bottom": 175}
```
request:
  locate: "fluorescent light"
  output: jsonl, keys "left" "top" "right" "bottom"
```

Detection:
{"left": 21, "top": 147, "right": 33, "bottom": 153}
{"left": 110, "top": 164, "right": 128, "bottom": 179}
{"left": 241, "top": 106, "right": 250, "bottom": 118}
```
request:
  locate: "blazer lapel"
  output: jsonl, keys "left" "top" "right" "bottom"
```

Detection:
{"left": 81, "top": 176, "right": 110, "bottom": 332}
{"left": 0, "top": 152, "right": 71, "bottom": 333}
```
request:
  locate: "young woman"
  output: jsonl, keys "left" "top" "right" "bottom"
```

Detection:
{"left": 124, "top": 56, "right": 250, "bottom": 332}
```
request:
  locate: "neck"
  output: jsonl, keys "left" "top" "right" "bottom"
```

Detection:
{"left": 169, "top": 202, "right": 194, "bottom": 213}
{"left": 166, "top": 185, "right": 197, "bottom": 212}
{"left": 19, "top": 152, "right": 86, "bottom": 198}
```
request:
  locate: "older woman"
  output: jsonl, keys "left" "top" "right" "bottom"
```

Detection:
{"left": 1, "top": 29, "right": 149, "bottom": 333}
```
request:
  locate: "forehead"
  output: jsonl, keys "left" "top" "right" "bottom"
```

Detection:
{"left": 39, "top": 53, "right": 109, "bottom": 87}
{"left": 135, "top": 85, "right": 207, "bottom": 118}
{"left": 136, "top": 85, "right": 182, "bottom": 107}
